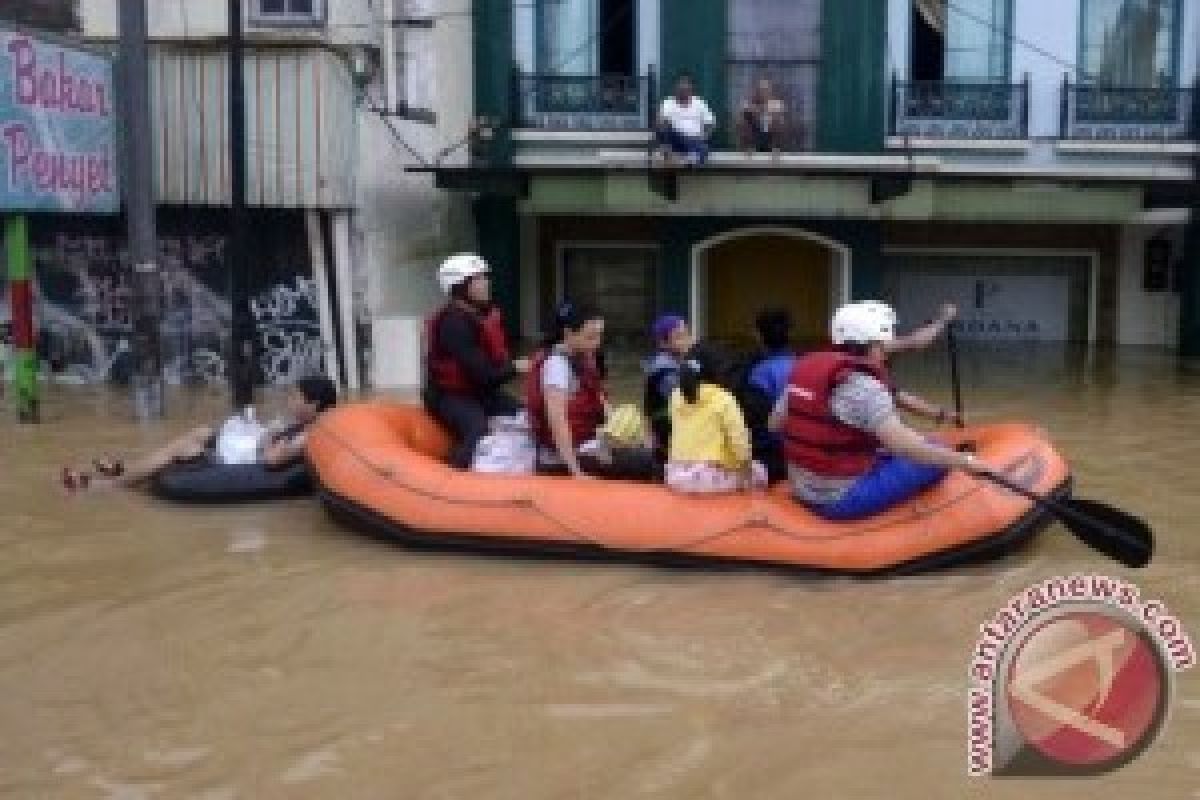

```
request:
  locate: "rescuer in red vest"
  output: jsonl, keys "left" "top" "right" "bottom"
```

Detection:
{"left": 769, "top": 300, "right": 997, "bottom": 520}
{"left": 423, "top": 254, "right": 529, "bottom": 468}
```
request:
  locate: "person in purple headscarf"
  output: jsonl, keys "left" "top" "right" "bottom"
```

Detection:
{"left": 641, "top": 313, "right": 695, "bottom": 459}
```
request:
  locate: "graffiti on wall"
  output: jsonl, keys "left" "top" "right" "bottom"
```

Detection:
{"left": 0, "top": 219, "right": 326, "bottom": 386}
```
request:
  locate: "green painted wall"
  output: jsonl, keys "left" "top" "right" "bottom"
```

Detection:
{"left": 474, "top": 196, "right": 521, "bottom": 337}
{"left": 660, "top": 0, "right": 728, "bottom": 146}
{"left": 818, "top": 0, "right": 886, "bottom": 153}
{"left": 1181, "top": 218, "right": 1200, "bottom": 357}
{"left": 473, "top": 0, "right": 514, "bottom": 164}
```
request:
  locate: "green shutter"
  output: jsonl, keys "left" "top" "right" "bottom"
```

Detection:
{"left": 474, "top": 196, "right": 521, "bottom": 337}
{"left": 1181, "top": 220, "right": 1200, "bottom": 357}
{"left": 817, "top": 0, "right": 885, "bottom": 153}
{"left": 473, "top": 0, "right": 514, "bottom": 164}
{"left": 660, "top": 0, "right": 728, "bottom": 146}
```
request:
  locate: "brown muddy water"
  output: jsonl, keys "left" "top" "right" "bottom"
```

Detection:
{"left": 1, "top": 344, "right": 1198, "bottom": 799}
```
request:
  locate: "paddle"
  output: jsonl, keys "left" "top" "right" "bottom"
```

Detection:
{"left": 944, "top": 326, "right": 1154, "bottom": 569}
{"left": 980, "top": 471, "right": 1153, "bottom": 569}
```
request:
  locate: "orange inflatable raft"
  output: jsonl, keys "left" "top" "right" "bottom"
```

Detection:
{"left": 306, "top": 402, "right": 1070, "bottom": 574}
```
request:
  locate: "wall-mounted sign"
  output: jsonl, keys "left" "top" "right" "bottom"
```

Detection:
{"left": 0, "top": 24, "right": 119, "bottom": 214}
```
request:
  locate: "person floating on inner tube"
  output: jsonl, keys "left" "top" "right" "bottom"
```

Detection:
{"left": 60, "top": 375, "right": 338, "bottom": 492}
{"left": 642, "top": 313, "right": 695, "bottom": 460}
{"left": 768, "top": 301, "right": 998, "bottom": 520}
{"left": 741, "top": 303, "right": 961, "bottom": 484}
{"left": 526, "top": 302, "right": 656, "bottom": 480}
{"left": 423, "top": 253, "right": 531, "bottom": 468}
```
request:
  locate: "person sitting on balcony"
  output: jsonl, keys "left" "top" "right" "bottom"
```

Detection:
{"left": 737, "top": 78, "right": 787, "bottom": 155}
{"left": 424, "top": 254, "right": 530, "bottom": 469}
{"left": 768, "top": 301, "right": 994, "bottom": 520}
{"left": 655, "top": 73, "right": 715, "bottom": 166}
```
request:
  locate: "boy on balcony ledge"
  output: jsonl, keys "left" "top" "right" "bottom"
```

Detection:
{"left": 655, "top": 73, "right": 715, "bottom": 166}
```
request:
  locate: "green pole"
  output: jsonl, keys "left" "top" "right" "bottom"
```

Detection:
{"left": 4, "top": 215, "right": 39, "bottom": 422}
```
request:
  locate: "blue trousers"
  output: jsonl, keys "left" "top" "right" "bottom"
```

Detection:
{"left": 656, "top": 127, "right": 709, "bottom": 164}
{"left": 810, "top": 454, "right": 948, "bottom": 521}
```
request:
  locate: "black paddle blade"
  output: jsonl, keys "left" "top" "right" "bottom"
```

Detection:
{"left": 1056, "top": 497, "right": 1154, "bottom": 569}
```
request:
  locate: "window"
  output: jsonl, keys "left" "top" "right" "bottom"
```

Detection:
{"left": 1080, "top": 0, "right": 1180, "bottom": 86}
{"left": 251, "top": 0, "right": 326, "bottom": 26}
{"left": 727, "top": 0, "right": 821, "bottom": 150}
{"left": 385, "top": 0, "right": 436, "bottom": 120}
{"left": 537, "top": 0, "right": 635, "bottom": 76}
{"left": 910, "top": 0, "right": 1011, "bottom": 82}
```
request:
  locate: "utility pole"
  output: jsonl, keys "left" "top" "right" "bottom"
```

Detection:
{"left": 118, "top": 0, "right": 164, "bottom": 418}
{"left": 227, "top": 0, "right": 255, "bottom": 407}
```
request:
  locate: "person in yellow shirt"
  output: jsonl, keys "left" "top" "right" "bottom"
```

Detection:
{"left": 665, "top": 343, "right": 767, "bottom": 493}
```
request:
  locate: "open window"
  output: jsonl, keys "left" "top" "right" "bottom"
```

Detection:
{"left": 910, "top": 0, "right": 1010, "bottom": 82}
{"left": 537, "top": 0, "right": 635, "bottom": 77}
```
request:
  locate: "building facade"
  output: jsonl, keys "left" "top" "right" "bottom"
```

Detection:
{"left": 429, "top": 0, "right": 1198, "bottom": 365}
{"left": 2, "top": 0, "right": 473, "bottom": 391}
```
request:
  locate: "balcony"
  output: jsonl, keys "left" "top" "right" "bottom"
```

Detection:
{"left": 513, "top": 72, "right": 655, "bottom": 131}
{"left": 1061, "top": 83, "right": 1195, "bottom": 141}
{"left": 890, "top": 78, "right": 1029, "bottom": 141}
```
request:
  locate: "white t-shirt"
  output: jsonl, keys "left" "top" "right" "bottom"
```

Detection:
{"left": 537, "top": 349, "right": 597, "bottom": 465}
{"left": 659, "top": 95, "right": 715, "bottom": 138}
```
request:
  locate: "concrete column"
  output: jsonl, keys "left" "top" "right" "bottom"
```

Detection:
{"left": 332, "top": 210, "right": 361, "bottom": 391}
{"left": 305, "top": 210, "right": 342, "bottom": 388}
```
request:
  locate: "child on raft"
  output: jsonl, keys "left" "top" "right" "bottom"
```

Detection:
{"left": 526, "top": 302, "right": 657, "bottom": 480}
{"left": 665, "top": 342, "right": 767, "bottom": 493}
{"left": 642, "top": 313, "right": 695, "bottom": 460}
{"left": 61, "top": 375, "right": 338, "bottom": 492}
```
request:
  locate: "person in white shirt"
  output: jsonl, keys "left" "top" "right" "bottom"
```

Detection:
{"left": 655, "top": 73, "right": 715, "bottom": 165}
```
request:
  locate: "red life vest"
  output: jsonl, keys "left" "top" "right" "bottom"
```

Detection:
{"left": 781, "top": 350, "right": 894, "bottom": 478}
{"left": 424, "top": 304, "right": 511, "bottom": 393}
{"left": 526, "top": 349, "right": 607, "bottom": 448}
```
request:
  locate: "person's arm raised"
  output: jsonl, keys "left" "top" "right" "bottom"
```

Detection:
{"left": 885, "top": 303, "right": 957, "bottom": 355}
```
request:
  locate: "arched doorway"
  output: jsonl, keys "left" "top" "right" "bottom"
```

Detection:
{"left": 692, "top": 228, "right": 849, "bottom": 350}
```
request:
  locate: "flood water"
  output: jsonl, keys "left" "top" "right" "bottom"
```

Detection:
{"left": 2, "top": 344, "right": 1199, "bottom": 799}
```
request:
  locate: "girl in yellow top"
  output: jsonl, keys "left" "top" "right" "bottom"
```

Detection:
{"left": 666, "top": 343, "right": 768, "bottom": 493}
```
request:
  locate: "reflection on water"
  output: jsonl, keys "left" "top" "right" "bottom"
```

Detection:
{"left": 1, "top": 345, "right": 1198, "bottom": 798}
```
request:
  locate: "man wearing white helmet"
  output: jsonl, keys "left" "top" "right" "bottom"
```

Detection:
{"left": 424, "top": 253, "right": 530, "bottom": 468}
{"left": 768, "top": 300, "right": 996, "bottom": 519}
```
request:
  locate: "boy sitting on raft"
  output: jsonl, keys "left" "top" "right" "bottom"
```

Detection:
{"left": 642, "top": 313, "right": 695, "bottom": 460}
{"left": 61, "top": 375, "right": 338, "bottom": 492}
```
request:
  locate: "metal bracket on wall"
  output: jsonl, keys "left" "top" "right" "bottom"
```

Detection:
{"left": 646, "top": 168, "right": 679, "bottom": 202}
{"left": 870, "top": 175, "right": 913, "bottom": 205}
{"left": 434, "top": 169, "right": 529, "bottom": 199}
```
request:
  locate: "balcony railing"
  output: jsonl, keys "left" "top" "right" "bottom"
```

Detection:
{"left": 890, "top": 77, "right": 1029, "bottom": 140}
{"left": 513, "top": 72, "right": 655, "bottom": 131}
{"left": 1060, "top": 82, "right": 1195, "bottom": 141}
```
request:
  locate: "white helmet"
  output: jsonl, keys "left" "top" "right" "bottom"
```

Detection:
{"left": 437, "top": 253, "right": 489, "bottom": 295}
{"left": 831, "top": 301, "right": 897, "bottom": 345}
